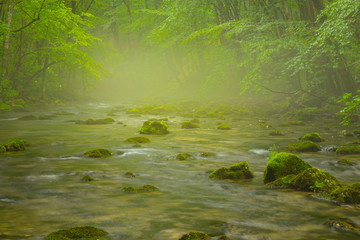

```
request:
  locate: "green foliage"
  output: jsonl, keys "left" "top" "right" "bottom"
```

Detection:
{"left": 338, "top": 91, "right": 360, "bottom": 125}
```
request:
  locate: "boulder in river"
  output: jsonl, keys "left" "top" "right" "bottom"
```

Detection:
{"left": 181, "top": 121, "right": 200, "bottom": 129}
{"left": 299, "top": 132, "right": 324, "bottom": 142}
{"left": 176, "top": 153, "right": 195, "bottom": 160}
{"left": 83, "top": 149, "right": 113, "bottom": 158}
{"left": 330, "top": 182, "right": 360, "bottom": 204}
{"left": 263, "top": 152, "right": 312, "bottom": 184}
{"left": 269, "top": 130, "right": 284, "bottom": 136}
{"left": 139, "top": 120, "right": 169, "bottom": 135}
{"left": 178, "top": 231, "right": 210, "bottom": 240}
{"left": 217, "top": 123, "right": 231, "bottom": 130}
{"left": 75, "top": 118, "right": 115, "bottom": 125}
{"left": 336, "top": 145, "right": 360, "bottom": 155}
{"left": 209, "top": 161, "right": 254, "bottom": 180}
{"left": 325, "top": 218, "right": 360, "bottom": 235}
{"left": 288, "top": 141, "right": 320, "bottom": 152}
{"left": 337, "top": 159, "right": 356, "bottom": 166}
{"left": 122, "top": 184, "right": 159, "bottom": 192}
{"left": 3, "top": 139, "right": 30, "bottom": 152}
{"left": 45, "top": 226, "right": 108, "bottom": 240}
{"left": 125, "top": 137, "right": 150, "bottom": 143}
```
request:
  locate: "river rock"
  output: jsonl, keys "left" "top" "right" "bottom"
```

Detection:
{"left": 123, "top": 185, "right": 159, "bottom": 192}
{"left": 181, "top": 121, "right": 200, "bottom": 129}
{"left": 217, "top": 123, "right": 231, "bottom": 130}
{"left": 336, "top": 145, "right": 360, "bottom": 155}
{"left": 263, "top": 152, "right": 312, "bottom": 184}
{"left": 45, "top": 226, "right": 108, "bottom": 240}
{"left": 125, "top": 137, "right": 150, "bottom": 143}
{"left": 3, "top": 139, "right": 30, "bottom": 152}
{"left": 299, "top": 132, "right": 324, "bottom": 142}
{"left": 209, "top": 161, "right": 254, "bottom": 180}
{"left": 178, "top": 231, "right": 210, "bottom": 240}
{"left": 139, "top": 120, "right": 169, "bottom": 135}
{"left": 330, "top": 182, "right": 360, "bottom": 204}
{"left": 288, "top": 141, "right": 320, "bottom": 152}
{"left": 83, "top": 149, "right": 113, "bottom": 158}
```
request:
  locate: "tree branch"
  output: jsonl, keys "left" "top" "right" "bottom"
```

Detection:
{"left": 11, "top": 0, "right": 46, "bottom": 33}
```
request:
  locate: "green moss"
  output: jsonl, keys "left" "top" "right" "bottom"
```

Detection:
{"left": 178, "top": 231, "right": 210, "bottom": 240}
{"left": 336, "top": 145, "right": 360, "bottom": 154}
{"left": 290, "top": 168, "right": 341, "bottom": 193}
{"left": 265, "top": 174, "right": 296, "bottom": 188}
{"left": 217, "top": 123, "right": 231, "bottom": 130}
{"left": 279, "top": 121, "right": 305, "bottom": 126}
{"left": 330, "top": 182, "right": 360, "bottom": 204}
{"left": 217, "top": 236, "right": 232, "bottom": 240}
{"left": 84, "top": 149, "right": 113, "bottom": 158}
{"left": 82, "top": 175, "right": 94, "bottom": 182}
{"left": 299, "top": 132, "right": 324, "bottom": 142}
{"left": 263, "top": 152, "right": 312, "bottom": 184}
{"left": 0, "top": 144, "right": 6, "bottom": 153}
{"left": 337, "top": 159, "right": 356, "bottom": 166}
{"left": 200, "top": 152, "right": 215, "bottom": 158}
{"left": 209, "top": 161, "right": 254, "bottom": 180}
{"left": 124, "top": 137, "right": 150, "bottom": 143}
{"left": 122, "top": 184, "right": 159, "bottom": 192}
{"left": 18, "top": 115, "right": 38, "bottom": 120}
{"left": 176, "top": 153, "right": 195, "bottom": 160}
{"left": 269, "top": 130, "right": 284, "bottom": 136}
{"left": 38, "top": 114, "right": 58, "bottom": 120}
{"left": 4, "top": 139, "right": 30, "bottom": 152}
{"left": 139, "top": 121, "right": 169, "bottom": 135}
{"left": 76, "top": 118, "right": 115, "bottom": 125}
{"left": 44, "top": 226, "right": 108, "bottom": 240}
{"left": 288, "top": 141, "right": 320, "bottom": 152}
{"left": 181, "top": 121, "right": 200, "bottom": 129}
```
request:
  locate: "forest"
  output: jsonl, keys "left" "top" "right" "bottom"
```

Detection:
{"left": 0, "top": 1, "right": 360, "bottom": 240}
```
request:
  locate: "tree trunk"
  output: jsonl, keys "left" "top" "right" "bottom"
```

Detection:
{"left": 2, "top": 2, "right": 14, "bottom": 81}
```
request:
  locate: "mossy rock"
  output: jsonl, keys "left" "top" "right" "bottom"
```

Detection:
{"left": 209, "top": 161, "right": 254, "bottom": 180}
{"left": 279, "top": 121, "right": 305, "bottom": 126}
{"left": 288, "top": 141, "right": 320, "bottom": 152}
{"left": 265, "top": 174, "right": 296, "bottom": 188}
{"left": 39, "top": 114, "right": 58, "bottom": 120}
{"left": 325, "top": 218, "right": 360, "bottom": 235}
{"left": 124, "top": 172, "right": 136, "bottom": 178}
{"left": 217, "top": 236, "right": 232, "bottom": 240}
{"left": 84, "top": 149, "right": 113, "bottom": 158}
{"left": 217, "top": 123, "right": 231, "bottom": 130}
{"left": 76, "top": 118, "right": 115, "bottom": 125}
{"left": 125, "top": 137, "right": 150, "bottom": 143}
{"left": 18, "top": 115, "right": 38, "bottom": 120}
{"left": 44, "top": 226, "right": 108, "bottom": 240}
{"left": 336, "top": 145, "right": 360, "bottom": 155}
{"left": 290, "top": 168, "right": 341, "bottom": 193}
{"left": 178, "top": 231, "right": 210, "bottom": 240}
{"left": 200, "top": 152, "right": 215, "bottom": 158}
{"left": 263, "top": 152, "right": 312, "bottom": 184}
{"left": 122, "top": 185, "right": 159, "bottom": 193}
{"left": 82, "top": 175, "right": 94, "bottom": 182}
{"left": 330, "top": 182, "right": 360, "bottom": 204}
{"left": 3, "top": 139, "right": 30, "bottom": 152}
{"left": 139, "top": 120, "right": 169, "bottom": 135}
{"left": 337, "top": 159, "right": 356, "bottom": 166}
{"left": 299, "top": 132, "right": 324, "bottom": 142}
{"left": 269, "top": 130, "right": 284, "bottom": 136}
{"left": 176, "top": 153, "right": 195, "bottom": 160}
{"left": 181, "top": 121, "right": 200, "bottom": 129}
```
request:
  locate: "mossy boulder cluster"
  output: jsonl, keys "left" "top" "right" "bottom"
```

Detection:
{"left": 83, "top": 149, "right": 113, "bottom": 158}
{"left": 299, "top": 132, "right": 324, "bottom": 142}
{"left": 0, "top": 139, "right": 31, "bottom": 153}
{"left": 139, "top": 120, "right": 169, "bottom": 135}
{"left": 209, "top": 162, "right": 254, "bottom": 180}
{"left": 264, "top": 152, "right": 360, "bottom": 204}
{"left": 45, "top": 226, "right": 108, "bottom": 240}
{"left": 122, "top": 185, "right": 159, "bottom": 193}
{"left": 125, "top": 137, "right": 150, "bottom": 143}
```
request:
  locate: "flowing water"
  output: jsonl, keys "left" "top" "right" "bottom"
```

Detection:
{"left": 0, "top": 102, "right": 359, "bottom": 240}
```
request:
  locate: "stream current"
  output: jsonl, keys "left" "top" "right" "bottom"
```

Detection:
{"left": 0, "top": 102, "right": 359, "bottom": 239}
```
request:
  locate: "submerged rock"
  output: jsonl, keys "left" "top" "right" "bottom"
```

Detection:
{"left": 337, "top": 159, "right": 356, "bottom": 166}
{"left": 124, "top": 172, "right": 136, "bottom": 178}
{"left": 288, "top": 141, "right": 320, "bottom": 152}
{"left": 3, "top": 139, "right": 30, "bottom": 152}
{"left": 181, "top": 121, "right": 200, "bottom": 129}
{"left": 18, "top": 114, "right": 37, "bottom": 120}
{"left": 325, "top": 218, "right": 360, "bottom": 235}
{"left": 176, "top": 153, "right": 195, "bottom": 160}
{"left": 125, "top": 137, "right": 150, "bottom": 143}
{"left": 83, "top": 149, "right": 113, "bottom": 158}
{"left": 217, "top": 123, "right": 231, "bottom": 130}
{"left": 38, "top": 114, "right": 58, "bottom": 120}
{"left": 209, "top": 161, "right": 254, "bottom": 180}
{"left": 139, "top": 120, "right": 169, "bottom": 135}
{"left": 299, "top": 132, "right": 325, "bottom": 142}
{"left": 81, "top": 175, "right": 94, "bottom": 182}
{"left": 290, "top": 168, "right": 341, "bottom": 193}
{"left": 200, "top": 152, "right": 215, "bottom": 158}
{"left": 330, "top": 182, "right": 360, "bottom": 204}
{"left": 178, "top": 231, "right": 210, "bottom": 240}
{"left": 269, "top": 130, "right": 284, "bottom": 136}
{"left": 122, "top": 184, "right": 159, "bottom": 192}
{"left": 336, "top": 145, "right": 360, "bottom": 155}
{"left": 75, "top": 118, "right": 115, "bottom": 125}
{"left": 44, "top": 226, "right": 108, "bottom": 240}
{"left": 263, "top": 152, "right": 312, "bottom": 184}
